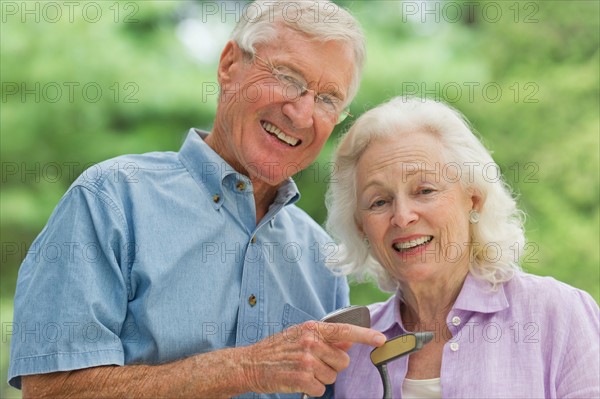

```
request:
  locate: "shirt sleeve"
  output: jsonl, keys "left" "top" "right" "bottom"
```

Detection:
{"left": 8, "top": 183, "right": 131, "bottom": 389}
{"left": 556, "top": 289, "right": 600, "bottom": 397}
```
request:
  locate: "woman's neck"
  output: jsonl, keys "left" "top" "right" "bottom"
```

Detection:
{"left": 399, "top": 271, "right": 468, "bottom": 329}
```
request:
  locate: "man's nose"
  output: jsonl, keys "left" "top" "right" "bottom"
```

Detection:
{"left": 282, "top": 91, "right": 316, "bottom": 129}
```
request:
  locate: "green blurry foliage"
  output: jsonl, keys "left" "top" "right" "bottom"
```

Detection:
{"left": 1, "top": 1, "right": 598, "bottom": 397}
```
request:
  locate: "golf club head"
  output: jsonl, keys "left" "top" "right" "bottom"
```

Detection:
{"left": 370, "top": 332, "right": 434, "bottom": 367}
{"left": 320, "top": 305, "right": 371, "bottom": 327}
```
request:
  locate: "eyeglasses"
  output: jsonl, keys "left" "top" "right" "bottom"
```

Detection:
{"left": 253, "top": 54, "right": 351, "bottom": 125}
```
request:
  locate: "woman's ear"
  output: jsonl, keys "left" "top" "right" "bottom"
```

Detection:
{"left": 355, "top": 217, "right": 364, "bottom": 237}
{"left": 470, "top": 189, "right": 484, "bottom": 213}
{"left": 217, "top": 40, "right": 243, "bottom": 84}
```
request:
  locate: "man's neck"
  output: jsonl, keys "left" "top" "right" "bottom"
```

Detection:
{"left": 204, "top": 130, "right": 283, "bottom": 225}
{"left": 251, "top": 178, "right": 280, "bottom": 224}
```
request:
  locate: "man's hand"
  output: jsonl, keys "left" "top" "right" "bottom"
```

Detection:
{"left": 21, "top": 322, "right": 384, "bottom": 398}
{"left": 239, "top": 321, "right": 386, "bottom": 397}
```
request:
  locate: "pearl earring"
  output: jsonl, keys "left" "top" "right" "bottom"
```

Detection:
{"left": 469, "top": 210, "right": 480, "bottom": 224}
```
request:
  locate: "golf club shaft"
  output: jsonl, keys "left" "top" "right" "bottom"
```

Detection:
{"left": 377, "top": 363, "right": 392, "bottom": 399}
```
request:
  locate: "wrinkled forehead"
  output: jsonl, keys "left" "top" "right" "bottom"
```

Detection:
{"left": 256, "top": 26, "right": 355, "bottom": 94}
{"left": 357, "top": 133, "right": 448, "bottom": 177}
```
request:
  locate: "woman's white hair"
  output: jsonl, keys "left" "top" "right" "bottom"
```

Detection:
{"left": 230, "top": 0, "right": 366, "bottom": 103}
{"left": 325, "top": 96, "right": 525, "bottom": 292}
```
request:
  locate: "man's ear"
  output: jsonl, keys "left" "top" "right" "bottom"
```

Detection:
{"left": 217, "top": 40, "right": 244, "bottom": 84}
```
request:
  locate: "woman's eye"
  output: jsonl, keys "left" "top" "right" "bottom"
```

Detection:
{"left": 419, "top": 188, "right": 435, "bottom": 195}
{"left": 371, "top": 199, "right": 387, "bottom": 208}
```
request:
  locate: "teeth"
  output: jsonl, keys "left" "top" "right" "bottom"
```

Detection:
{"left": 262, "top": 122, "right": 299, "bottom": 147}
{"left": 393, "top": 236, "right": 433, "bottom": 251}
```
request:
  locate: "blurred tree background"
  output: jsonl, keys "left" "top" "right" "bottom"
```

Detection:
{"left": 1, "top": 0, "right": 598, "bottom": 396}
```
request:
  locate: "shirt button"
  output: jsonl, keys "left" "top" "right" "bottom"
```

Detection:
{"left": 251, "top": 236, "right": 257, "bottom": 244}
{"left": 248, "top": 294, "right": 257, "bottom": 307}
{"left": 450, "top": 342, "right": 459, "bottom": 352}
{"left": 451, "top": 316, "right": 461, "bottom": 326}
{"left": 236, "top": 181, "right": 246, "bottom": 191}
{"left": 212, "top": 194, "right": 220, "bottom": 203}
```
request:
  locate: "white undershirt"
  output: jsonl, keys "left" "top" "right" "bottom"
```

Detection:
{"left": 402, "top": 377, "right": 442, "bottom": 398}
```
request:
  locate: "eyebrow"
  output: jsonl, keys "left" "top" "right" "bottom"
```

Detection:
{"left": 367, "top": 161, "right": 435, "bottom": 175}
{"left": 359, "top": 179, "right": 386, "bottom": 194}
{"left": 404, "top": 167, "right": 438, "bottom": 176}
{"left": 321, "top": 82, "right": 344, "bottom": 100}
{"left": 361, "top": 167, "right": 438, "bottom": 191}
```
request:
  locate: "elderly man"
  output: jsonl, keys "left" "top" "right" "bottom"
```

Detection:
{"left": 8, "top": 1, "right": 385, "bottom": 397}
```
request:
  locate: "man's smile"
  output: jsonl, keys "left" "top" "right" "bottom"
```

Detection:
{"left": 261, "top": 121, "right": 301, "bottom": 147}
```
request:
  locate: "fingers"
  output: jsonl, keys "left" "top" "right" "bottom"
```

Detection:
{"left": 308, "top": 351, "right": 340, "bottom": 385}
{"left": 293, "top": 322, "right": 386, "bottom": 393}
{"left": 240, "top": 321, "right": 385, "bottom": 396}
{"left": 296, "top": 331, "right": 351, "bottom": 374}
{"left": 331, "top": 341, "right": 353, "bottom": 351}
{"left": 284, "top": 322, "right": 384, "bottom": 373}
{"left": 314, "top": 322, "right": 386, "bottom": 347}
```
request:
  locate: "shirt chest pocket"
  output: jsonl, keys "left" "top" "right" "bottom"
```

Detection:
{"left": 282, "top": 303, "right": 322, "bottom": 329}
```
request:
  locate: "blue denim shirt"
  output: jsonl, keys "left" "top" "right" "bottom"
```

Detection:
{"left": 9, "top": 128, "right": 349, "bottom": 397}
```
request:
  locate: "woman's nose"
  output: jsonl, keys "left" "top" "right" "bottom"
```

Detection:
{"left": 391, "top": 201, "right": 418, "bottom": 228}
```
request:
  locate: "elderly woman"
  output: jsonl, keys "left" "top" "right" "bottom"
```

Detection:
{"left": 325, "top": 97, "right": 599, "bottom": 398}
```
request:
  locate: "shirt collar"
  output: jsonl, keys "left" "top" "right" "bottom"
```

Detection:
{"left": 452, "top": 272, "right": 509, "bottom": 313}
{"left": 272, "top": 178, "right": 300, "bottom": 206}
{"left": 370, "top": 272, "right": 509, "bottom": 334}
{"left": 370, "top": 294, "right": 405, "bottom": 334}
{"left": 178, "top": 128, "right": 301, "bottom": 209}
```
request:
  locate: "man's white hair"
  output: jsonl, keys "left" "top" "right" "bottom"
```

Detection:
{"left": 230, "top": 0, "right": 366, "bottom": 104}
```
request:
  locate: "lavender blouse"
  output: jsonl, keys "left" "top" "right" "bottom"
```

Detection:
{"left": 334, "top": 272, "right": 600, "bottom": 398}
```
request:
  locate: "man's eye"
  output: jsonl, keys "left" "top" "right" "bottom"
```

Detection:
{"left": 277, "top": 73, "right": 304, "bottom": 88}
{"left": 317, "top": 94, "right": 339, "bottom": 107}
